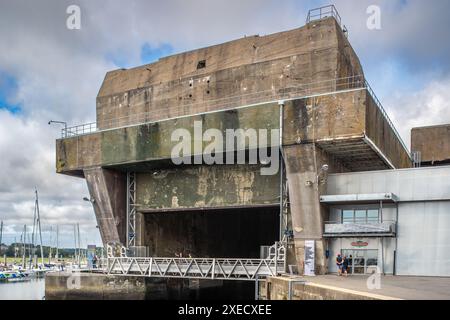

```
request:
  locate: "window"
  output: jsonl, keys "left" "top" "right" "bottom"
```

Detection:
{"left": 355, "top": 210, "right": 367, "bottom": 222}
{"left": 342, "top": 210, "right": 354, "bottom": 224}
{"left": 367, "top": 209, "right": 379, "bottom": 223}
{"left": 341, "top": 209, "right": 380, "bottom": 224}
{"left": 197, "top": 60, "right": 206, "bottom": 69}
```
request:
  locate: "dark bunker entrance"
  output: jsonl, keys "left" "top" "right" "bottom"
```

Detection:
{"left": 141, "top": 205, "right": 280, "bottom": 300}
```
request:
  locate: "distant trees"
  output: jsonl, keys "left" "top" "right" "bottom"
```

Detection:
{"left": 0, "top": 243, "right": 103, "bottom": 258}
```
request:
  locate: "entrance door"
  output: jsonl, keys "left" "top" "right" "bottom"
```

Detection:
{"left": 342, "top": 250, "right": 378, "bottom": 274}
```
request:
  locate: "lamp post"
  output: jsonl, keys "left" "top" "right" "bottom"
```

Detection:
{"left": 48, "top": 120, "right": 68, "bottom": 138}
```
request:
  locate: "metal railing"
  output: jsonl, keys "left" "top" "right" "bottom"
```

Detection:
{"left": 325, "top": 219, "right": 397, "bottom": 225}
{"left": 306, "top": 5, "right": 348, "bottom": 36}
{"left": 105, "top": 257, "right": 285, "bottom": 281}
{"left": 104, "top": 243, "right": 286, "bottom": 281}
{"left": 324, "top": 220, "right": 397, "bottom": 236}
{"left": 59, "top": 75, "right": 410, "bottom": 158}
{"left": 61, "top": 75, "right": 365, "bottom": 138}
{"left": 365, "top": 81, "right": 410, "bottom": 156}
{"left": 62, "top": 122, "right": 97, "bottom": 138}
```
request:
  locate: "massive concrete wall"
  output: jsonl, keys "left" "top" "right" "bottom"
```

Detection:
{"left": 411, "top": 124, "right": 450, "bottom": 165}
{"left": 284, "top": 144, "right": 347, "bottom": 275}
{"left": 365, "top": 94, "right": 411, "bottom": 169}
{"left": 96, "top": 17, "right": 363, "bottom": 129}
{"left": 84, "top": 168, "right": 126, "bottom": 245}
{"left": 57, "top": 102, "right": 280, "bottom": 175}
{"left": 58, "top": 89, "right": 411, "bottom": 174}
{"left": 136, "top": 165, "right": 280, "bottom": 211}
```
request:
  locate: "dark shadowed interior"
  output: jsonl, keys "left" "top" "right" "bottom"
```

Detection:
{"left": 143, "top": 206, "right": 280, "bottom": 258}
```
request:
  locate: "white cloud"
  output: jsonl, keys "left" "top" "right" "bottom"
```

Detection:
{"left": 385, "top": 76, "right": 450, "bottom": 149}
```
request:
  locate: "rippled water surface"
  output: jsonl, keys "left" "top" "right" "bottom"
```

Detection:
{"left": 0, "top": 278, "right": 45, "bottom": 300}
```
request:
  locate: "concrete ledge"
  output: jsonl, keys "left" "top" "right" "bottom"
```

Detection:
{"left": 45, "top": 272, "right": 147, "bottom": 300}
{"left": 262, "top": 276, "right": 402, "bottom": 300}
{"left": 303, "top": 282, "right": 402, "bottom": 300}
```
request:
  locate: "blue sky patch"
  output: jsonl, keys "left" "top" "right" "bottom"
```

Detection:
{"left": 0, "top": 71, "right": 21, "bottom": 114}
{"left": 105, "top": 50, "right": 134, "bottom": 69}
{"left": 140, "top": 43, "right": 173, "bottom": 64}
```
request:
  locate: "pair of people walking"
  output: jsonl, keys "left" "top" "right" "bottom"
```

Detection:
{"left": 336, "top": 254, "right": 350, "bottom": 276}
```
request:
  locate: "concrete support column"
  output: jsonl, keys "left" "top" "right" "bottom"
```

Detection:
{"left": 84, "top": 167, "right": 127, "bottom": 246}
{"left": 134, "top": 212, "right": 145, "bottom": 247}
{"left": 284, "top": 144, "right": 330, "bottom": 275}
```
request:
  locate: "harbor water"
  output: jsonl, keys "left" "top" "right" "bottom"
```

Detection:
{"left": 0, "top": 278, "right": 45, "bottom": 300}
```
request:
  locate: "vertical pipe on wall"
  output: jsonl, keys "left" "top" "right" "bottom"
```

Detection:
{"left": 278, "top": 101, "right": 285, "bottom": 242}
{"left": 394, "top": 202, "right": 399, "bottom": 275}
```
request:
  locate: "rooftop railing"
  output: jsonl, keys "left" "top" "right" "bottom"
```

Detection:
{"left": 306, "top": 5, "right": 348, "bottom": 36}
{"left": 59, "top": 75, "right": 410, "bottom": 158}
{"left": 61, "top": 75, "right": 365, "bottom": 138}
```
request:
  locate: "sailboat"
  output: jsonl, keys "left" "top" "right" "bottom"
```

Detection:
{"left": 1, "top": 189, "right": 51, "bottom": 281}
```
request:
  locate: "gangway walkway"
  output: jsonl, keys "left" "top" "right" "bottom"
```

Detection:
{"left": 104, "top": 243, "right": 286, "bottom": 281}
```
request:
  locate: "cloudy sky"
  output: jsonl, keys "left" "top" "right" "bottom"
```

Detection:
{"left": 0, "top": 0, "right": 449, "bottom": 248}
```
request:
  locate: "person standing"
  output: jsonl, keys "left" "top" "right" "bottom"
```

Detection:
{"left": 336, "top": 254, "right": 343, "bottom": 276}
{"left": 343, "top": 256, "right": 349, "bottom": 277}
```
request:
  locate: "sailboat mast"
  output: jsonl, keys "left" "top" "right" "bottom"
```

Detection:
{"left": 35, "top": 189, "right": 44, "bottom": 266}
{"left": 29, "top": 202, "right": 37, "bottom": 269}
{"left": 77, "top": 223, "right": 81, "bottom": 266}
{"left": 56, "top": 225, "right": 59, "bottom": 260}
{"left": 73, "top": 224, "right": 77, "bottom": 264}
{"left": 22, "top": 225, "right": 26, "bottom": 268}
{"left": 49, "top": 226, "right": 52, "bottom": 264}
{"left": 0, "top": 220, "right": 3, "bottom": 257}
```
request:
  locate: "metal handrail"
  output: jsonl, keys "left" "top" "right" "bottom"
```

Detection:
{"left": 306, "top": 5, "right": 348, "bottom": 36}
{"left": 59, "top": 75, "right": 410, "bottom": 160}
{"left": 364, "top": 80, "right": 411, "bottom": 158}
{"left": 102, "top": 242, "right": 286, "bottom": 280}
{"left": 62, "top": 122, "right": 97, "bottom": 138}
{"left": 307, "top": 5, "right": 341, "bottom": 25}
{"left": 325, "top": 219, "right": 397, "bottom": 225}
{"left": 105, "top": 256, "right": 285, "bottom": 280}
{"left": 61, "top": 75, "right": 365, "bottom": 137}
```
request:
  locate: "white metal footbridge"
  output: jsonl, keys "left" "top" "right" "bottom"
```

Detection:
{"left": 104, "top": 243, "right": 286, "bottom": 281}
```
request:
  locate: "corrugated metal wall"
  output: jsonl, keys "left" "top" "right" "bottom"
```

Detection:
{"left": 326, "top": 166, "right": 450, "bottom": 276}
{"left": 397, "top": 202, "right": 450, "bottom": 276}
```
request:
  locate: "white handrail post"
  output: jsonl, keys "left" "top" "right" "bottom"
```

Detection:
{"left": 274, "top": 242, "right": 278, "bottom": 275}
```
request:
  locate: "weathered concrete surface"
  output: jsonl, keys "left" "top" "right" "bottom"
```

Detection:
{"left": 136, "top": 165, "right": 280, "bottom": 211}
{"left": 45, "top": 272, "right": 147, "bottom": 300}
{"left": 96, "top": 17, "right": 362, "bottom": 129}
{"left": 57, "top": 90, "right": 410, "bottom": 175}
{"left": 260, "top": 276, "right": 400, "bottom": 300}
{"left": 299, "top": 275, "right": 450, "bottom": 300}
{"left": 84, "top": 168, "right": 126, "bottom": 245}
{"left": 365, "top": 94, "right": 411, "bottom": 169}
{"left": 45, "top": 272, "right": 255, "bottom": 300}
{"left": 57, "top": 102, "right": 280, "bottom": 174}
{"left": 411, "top": 124, "right": 450, "bottom": 165}
{"left": 284, "top": 144, "right": 345, "bottom": 275}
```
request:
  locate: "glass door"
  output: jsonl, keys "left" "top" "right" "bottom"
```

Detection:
{"left": 341, "top": 250, "right": 378, "bottom": 274}
{"left": 353, "top": 250, "right": 366, "bottom": 274}
{"left": 366, "top": 250, "right": 379, "bottom": 274}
